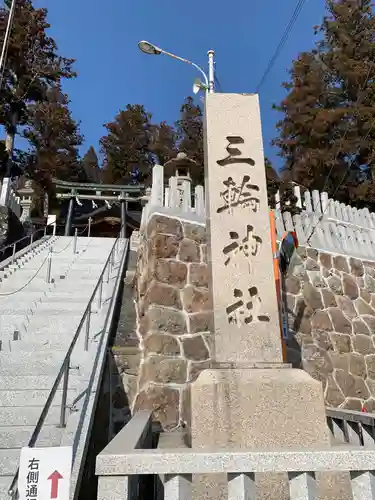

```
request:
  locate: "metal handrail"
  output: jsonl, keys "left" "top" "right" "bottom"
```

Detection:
{"left": 8, "top": 229, "right": 128, "bottom": 498}
{"left": 0, "top": 220, "right": 57, "bottom": 263}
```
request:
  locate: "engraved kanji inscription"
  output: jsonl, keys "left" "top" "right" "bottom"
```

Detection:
{"left": 217, "top": 136, "right": 255, "bottom": 166}
{"left": 226, "top": 287, "right": 270, "bottom": 327}
{"left": 217, "top": 176, "right": 260, "bottom": 214}
{"left": 223, "top": 225, "right": 262, "bottom": 273}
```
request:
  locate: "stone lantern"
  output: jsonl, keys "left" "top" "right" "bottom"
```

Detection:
{"left": 163, "top": 152, "right": 202, "bottom": 211}
{"left": 17, "top": 179, "right": 34, "bottom": 231}
{"left": 163, "top": 152, "right": 200, "bottom": 186}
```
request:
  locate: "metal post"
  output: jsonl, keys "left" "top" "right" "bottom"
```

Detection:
{"left": 46, "top": 247, "right": 52, "bottom": 283}
{"left": 44, "top": 226, "right": 47, "bottom": 237}
{"left": 105, "top": 259, "right": 110, "bottom": 283}
{"left": 11, "top": 243, "right": 16, "bottom": 263}
{"left": 97, "top": 278, "right": 103, "bottom": 309}
{"left": 73, "top": 228, "right": 78, "bottom": 254}
{"left": 64, "top": 196, "right": 74, "bottom": 236}
{"left": 59, "top": 359, "right": 69, "bottom": 428}
{"left": 208, "top": 50, "right": 215, "bottom": 93}
{"left": 111, "top": 247, "right": 115, "bottom": 268}
{"left": 88, "top": 217, "right": 92, "bottom": 237}
{"left": 120, "top": 198, "right": 126, "bottom": 238}
{"left": 84, "top": 306, "right": 91, "bottom": 351}
{"left": 30, "top": 233, "right": 34, "bottom": 245}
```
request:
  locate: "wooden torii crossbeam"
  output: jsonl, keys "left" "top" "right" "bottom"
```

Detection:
{"left": 52, "top": 178, "right": 146, "bottom": 236}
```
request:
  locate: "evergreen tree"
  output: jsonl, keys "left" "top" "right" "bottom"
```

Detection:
{"left": 150, "top": 121, "right": 177, "bottom": 166}
{"left": 100, "top": 104, "right": 153, "bottom": 184}
{"left": 22, "top": 84, "right": 84, "bottom": 209}
{"left": 273, "top": 0, "right": 375, "bottom": 206}
{"left": 0, "top": 0, "right": 76, "bottom": 177}
{"left": 175, "top": 96, "right": 204, "bottom": 184}
{"left": 83, "top": 146, "right": 101, "bottom": 183}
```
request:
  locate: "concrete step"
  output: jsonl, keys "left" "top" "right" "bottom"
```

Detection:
{"left": 1, "top": 301, "right": 85, "bottom": 311}
{"left": 0, "top": 275, "right": 64, "bottom": 287}
{"left": 26, "top": 315, "right": 95, "bottom": 332}
{"left": 0, "top": 290, "right": 47, "bottom": 299}
{"left": 4, "top": 320, "right": 104, "bottom": 346}
{"left": 0, "top": 388, "right": 77, "bottom": 406}
{"left": 0, "top": 406, "right": 61, "bottom": 427}
{"left": 41, "top": 294, "right": 98, "bottom": 303}
{"left": 0, "top": 476, "right": 14, "bottom": 499}
{"left": 0, "top": 448, "right": 21, "bottom": 475}
{"left": 3, "top": 265, "right": 73, "bottom": 276}
{"left": 8, "top": 338, "right": 77, "bottom": 352}
{"left": 0, "top": 425, "right": 63, "bottom": 448}
{"left": 0, "top": 303, "right": 90, "bottom": 315}
{"left": 0, "top": 375, "right": 82, "bottom": 390}
{"left": 1, "top": 313, "right": 84, "bottom": 326}
{"left": 0, "top": 351, "right": 93, "bottom": 375}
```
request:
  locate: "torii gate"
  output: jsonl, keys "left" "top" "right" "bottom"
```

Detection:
{"left": 52, "top": 178, "right": 145, "bottom": 237}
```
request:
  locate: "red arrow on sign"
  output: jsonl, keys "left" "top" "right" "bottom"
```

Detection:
{"left": 48, "top": 470, "right": 63, "bottom": 499}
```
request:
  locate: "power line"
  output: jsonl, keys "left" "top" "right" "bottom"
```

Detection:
{"left": 255, "top": 0, "right": 307, "bottom": 93}
{"left": 214, "top": 74, "right": 223, "bottom": 93}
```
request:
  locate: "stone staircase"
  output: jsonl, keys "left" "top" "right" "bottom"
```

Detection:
{"left": 0, "top": 235, "right": 127, "bottom": 500}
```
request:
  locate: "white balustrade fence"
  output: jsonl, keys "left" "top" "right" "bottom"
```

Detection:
{"left": 274, "top": 184, "right": 375, "bottom": 260}
{"left": 141, "top": 165, "right": 206, "bottom": 228}
{"left": 0, "top": 177, "right": 21, "bottom": 219}
{"left": 140, "top": 168, "right": 375, "bottom": 260}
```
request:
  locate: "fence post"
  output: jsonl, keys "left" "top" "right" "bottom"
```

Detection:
{"left": 59, "top": 359, "right": 70, "bottom": 428}
{"left": 97, "top": 278, "right": 103, "bottom": 309}
{"left": 84, "top": 306, "right": 91, "bottom": 351}
{"left": 46, "top": 247, "right": 52, "bottom": 283}
{"left": 73, "top": 228, "right": 78, "bottom": 254}
{"left": 88, "top": 217, "right": 92, "bottom": 237}
{"left": 11, "top": 243, "right": 16, "bottom": 263}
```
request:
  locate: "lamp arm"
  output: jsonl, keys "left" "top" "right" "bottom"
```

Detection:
{"left": 160, "top": 49, "right": 209, "bottom": 87}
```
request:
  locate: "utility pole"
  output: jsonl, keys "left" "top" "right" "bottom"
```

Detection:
{"left": 207, "top": 50, "right": 215, "bottom": 93}
{"left": 0, "top": 0, "right": 17, "bottom": 182}
{"left": 0, "top": 0, "right": 16, "bottom": 88}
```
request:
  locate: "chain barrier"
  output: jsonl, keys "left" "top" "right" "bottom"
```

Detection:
{"left": 0, "top": 253, "right": 49, "bottom": 296}
{"left": 0, "top": 227, "right": 92, "bottom": 296}
{"left": 51, "top": 238, "right": 73, "bottom": 255}
{"left": 77, "top": 224, "right": 89, "bottom": 236}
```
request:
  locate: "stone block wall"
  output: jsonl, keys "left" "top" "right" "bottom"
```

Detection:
{"left": 285, "top": 247, "right": 375, "bottom": 412}
{"left": 132, "top": 214, "right": 213, "bottom": 430}
{"left": 129, "top": 213, "right": 375, "bottom": 430}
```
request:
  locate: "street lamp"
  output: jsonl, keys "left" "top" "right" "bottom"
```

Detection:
{"left": 138, "top": 40, "right": 215, "bottom": 93}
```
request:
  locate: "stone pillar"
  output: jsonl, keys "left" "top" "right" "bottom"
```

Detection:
{"left": 65, "top": 195, "right": 74, "bottom": 236}
{"left": 191, "top": 94, "right": 333, "bottom": 500}
{"left": 18, "top": 180, "right": 34, "bottom": 233}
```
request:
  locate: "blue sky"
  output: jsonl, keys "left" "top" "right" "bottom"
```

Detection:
{"left": 32, "top": 0, "right": 326, "bottom": 168}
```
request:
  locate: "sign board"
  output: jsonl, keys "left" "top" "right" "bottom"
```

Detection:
{"left": 18, "top": 446, "right": 72, "bottom": 500}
